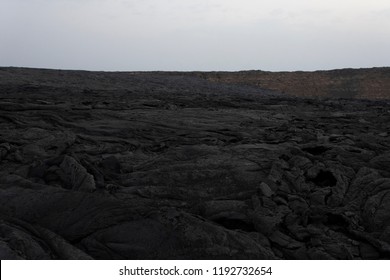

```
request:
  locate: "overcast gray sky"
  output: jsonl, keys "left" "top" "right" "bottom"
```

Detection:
{"left": 1, "top": 0, "right": 390, "bottom": 71}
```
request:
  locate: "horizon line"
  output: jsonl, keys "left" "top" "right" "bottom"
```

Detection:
{"left": 1, "top": 65, "right": 390, "bottom": 74}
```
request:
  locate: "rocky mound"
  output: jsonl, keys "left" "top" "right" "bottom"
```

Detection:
{"left": 0, "top": 67, "right": 390, "bottom": 259}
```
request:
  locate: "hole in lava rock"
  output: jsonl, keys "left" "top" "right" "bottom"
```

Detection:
{"left": 308, "top": 170, "right": 337, "bottom": 187}
{"left": 213, "top": 218, "right": 256, "bottom": 232}
{"left": 326, "top": 213, "right": 348, "bottom": 227}
{"left": 302, "top": 146, "right": 329, "bottom": 155}
{"left": 279, "top": 154, "right": 291, "bottom": 161}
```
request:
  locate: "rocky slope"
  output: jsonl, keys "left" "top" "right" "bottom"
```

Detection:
{"left": 0, "top": 67, "right": 390, "bottom": 260}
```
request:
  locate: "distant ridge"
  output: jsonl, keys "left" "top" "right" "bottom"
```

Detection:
{"left": 1, "top": 66, "right": 390, "bottom": 99}
{"left": 192, "top": 67, "right": 390, "bottom": 100}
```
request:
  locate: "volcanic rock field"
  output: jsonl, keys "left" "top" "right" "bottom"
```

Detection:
{"left": 0, "top": 67, "right": 390, "bottom": 260}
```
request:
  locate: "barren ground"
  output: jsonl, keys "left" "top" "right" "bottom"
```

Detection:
{"left": 1, "top": 67, "right": 390, "bottom": 259}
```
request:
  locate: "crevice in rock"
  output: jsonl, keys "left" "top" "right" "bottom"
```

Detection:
{"left": 302, "top": 146, "right": 329, "bottom": 155}
{"left": 213, "top": 218, "right": 256, "bottom": 232}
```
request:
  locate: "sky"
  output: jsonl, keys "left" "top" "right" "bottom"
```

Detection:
{"left": 1, "top": 0, "right": 390, "bottom": 71}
